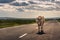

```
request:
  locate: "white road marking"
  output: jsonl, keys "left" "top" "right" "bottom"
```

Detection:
{"left": 19, "top": 33, "right": 28, "bottom": 38}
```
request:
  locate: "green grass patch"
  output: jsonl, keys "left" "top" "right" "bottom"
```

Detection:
{"left": 0, "top": 18, "right": 60, "bottom": 28}
{"left": 57, "top": 19, "right": 60, "bottom": 22}
{"left": 0, "top": 19, "right": 36, "bottom": 28}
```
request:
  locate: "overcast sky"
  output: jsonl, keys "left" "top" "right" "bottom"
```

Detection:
{"left": 0, "top": 0, "right": 60, "bottom": 18}
{"left": 0, "top": 10, "right": 60, "bottom": 18}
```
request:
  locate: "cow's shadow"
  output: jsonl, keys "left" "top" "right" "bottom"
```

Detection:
{"left": 36, "top": 30, "right": 45, "bottom": 35}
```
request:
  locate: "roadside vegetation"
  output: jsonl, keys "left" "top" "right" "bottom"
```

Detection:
{"left": 57, "top": 19, "right": 60, "bottom": 22}
{"left": 0, "top": 19, "right": 36, "bottom": 28}
{"left": 0, "top": 18, "right": 60, "bottom": 28}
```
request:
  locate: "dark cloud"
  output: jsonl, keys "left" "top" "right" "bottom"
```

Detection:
{"left": 10, "top": 2, "right": 29, "bottom": 6}
{"left": 0, "top": 5, "right": 4, "bottom": 6}
{"left": 28, "top": 1, "right": 37, "bottom": 4}
{"left": 16, "top": 8, "right": 24, "bottom": 12}
{"left": 0, "top": 0, "right": 15, "bottom": 3}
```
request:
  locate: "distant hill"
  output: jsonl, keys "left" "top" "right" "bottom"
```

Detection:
{"left": 0, "top": 17, "right": 17, "bottom": 20}
{"left": 0, "top": 17, "right": 35, "bottom": 20}
{"left": 0, "top": 17, "right": 60, "bottom": 20}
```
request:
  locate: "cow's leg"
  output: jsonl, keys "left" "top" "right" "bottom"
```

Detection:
{"left": 41, "top": 25, "right": 43, "bottom": 31}
{"left": 40, "top": 22, "right": 43, "bottom": 32}
{"left": 41, "top": 24, "right": 44, "bottom": 33}
{"left": 38, "top": 25, "right": 40, "bottom": 32}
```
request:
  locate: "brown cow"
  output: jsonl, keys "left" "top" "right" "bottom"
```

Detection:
{"left": 36, "top": 16, "right": 45, "bottom": 33}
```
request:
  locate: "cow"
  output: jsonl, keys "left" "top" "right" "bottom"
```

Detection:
{"left": 36, "top": 16, "right": 45, "bottom": 33}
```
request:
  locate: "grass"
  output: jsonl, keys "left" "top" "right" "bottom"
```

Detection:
{"left": 57, "top": 19, "right": 60, "bottom": 22}
{"left": 0, "top": 19, "right": 36, "bottom": 28}
{"left": 0, "top": 18, "right": 60, "bottom": 28}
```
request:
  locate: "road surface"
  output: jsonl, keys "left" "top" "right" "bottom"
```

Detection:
{"left": 0, "top": 20, "right": 60, "bottom": 40}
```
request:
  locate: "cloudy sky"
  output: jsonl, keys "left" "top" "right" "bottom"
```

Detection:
{"left": 0, "top": 0, "right": 60, "bottom": 18}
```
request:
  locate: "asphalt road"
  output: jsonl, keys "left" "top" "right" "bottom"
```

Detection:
{"left": 0, "top": 20, "right": 60, "bottom": 40}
